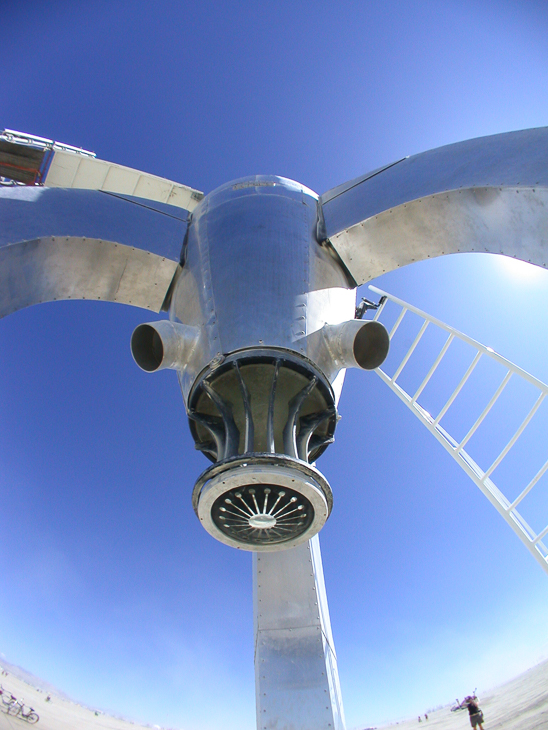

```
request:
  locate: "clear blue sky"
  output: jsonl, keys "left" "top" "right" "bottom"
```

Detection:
{"left": 1, "top": 2, "right": 548, "bottom": 729}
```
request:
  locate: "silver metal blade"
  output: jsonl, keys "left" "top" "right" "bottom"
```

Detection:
{"left": 0, "top": 186, "right": 188, "bottom": 316}
{"left": 320, "top": 127, "right": 548, "bottom": 285}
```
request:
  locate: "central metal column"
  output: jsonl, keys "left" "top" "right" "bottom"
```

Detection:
{"left": 254, "top": 535, "right": 345, "bottom": 730}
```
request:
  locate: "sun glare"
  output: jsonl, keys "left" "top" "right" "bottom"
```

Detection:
{"left": 496, "top": 256, "right": 548, "bottom": 281}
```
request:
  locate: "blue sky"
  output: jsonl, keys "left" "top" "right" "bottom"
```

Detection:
{"left": 1, "top": 2, "right": 548, "bottom": 729}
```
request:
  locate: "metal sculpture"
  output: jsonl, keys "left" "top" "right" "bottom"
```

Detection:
{"left": 1, "top": 126, "right": 548, "bottom": 730}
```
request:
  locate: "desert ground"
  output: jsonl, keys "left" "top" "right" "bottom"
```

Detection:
{"left": 0, "top": 669, "right": 152, "bottom": 730}
{"left": 377, "top": 657, "right": 548, "bottom": 730}
{"left": 0, "top": 657, "right": 547, "bottom": 730}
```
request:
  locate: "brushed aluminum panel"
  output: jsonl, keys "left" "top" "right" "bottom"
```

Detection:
{"left": 320, "top": 127, "right": 548, "bottom": 285}
{"left": 170, "top": 176, "right": 355, "bottom": 406}
{"left": 331, "top": 187, "right": 548, "bottom": 285}
{"left": 321, "top": 127, "right": 548, "bottom": 238}
{"left": 254, "top": 536, "right": 345, "bottom": 730}
{"left": 0, "top": 236, "right": 179, "bottom": 316}
{"left": 0, "top": 186, "right": 188, "bottom": 261}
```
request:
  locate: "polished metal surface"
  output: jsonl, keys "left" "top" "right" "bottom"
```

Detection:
{"left": 0, "top": 236, "right": 179, "bottom": 317}
{"left": 319, "top": 318, "right": 389, "bottom": 370}
{"left": 170, "top": 175, "right": 356, "bottom": 405}
{"left": 0, "top": 186, "right": 189, "bottom": 259}
{"left": 193, "top": 456, "right": 331, "bottom": 551}
{"left": 0, "top": 185, "right": 189, "bottom": 316}
{"left": 4, "top": 126, "right": 548, "bottom": 730}
{"left": 254, "top": 535, "right": 345, "bottom": 730}
{"left": 131, "top": 321, "right": 199, "bottom": 372}
{"left": 319, "top": 127, "right": 548, "bottom": 285}
{"left": 330, "top": 187, "right": 548, "bottom": 285}
{"left": 169, "top": 176, "right": 360, "bottom": 552}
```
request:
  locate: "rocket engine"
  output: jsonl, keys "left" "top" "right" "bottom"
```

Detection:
{"left": 131, "top": 176, "right": 388, "bottom": 550}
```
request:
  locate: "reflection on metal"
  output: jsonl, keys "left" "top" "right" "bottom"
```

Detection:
{"left": 254, "top": 535, "right": 345, "bottom": 730}
{"left": 131, "top": 321, "right": 199, "bottom": 372}
{"left": 320, "top": 127, "right": 548, "bottom": 285}
{"left": 3, "top": 127, "right": 548, "bottom": 730}
{"left": 166, "top": 176, "right": 362, "bottom": 554}
{"left": 189, "top": 352, "right": 337, "bottom": 464}
{"left": 169, "top": 175, "right": 356, "bottom": 405}
{"left": 370, "top": 285, "right": 548, "bottom": 574}
{"left": 0, "top": 186, "right": 189, "bottom": 260}
{"left": 321, "top": 318, "right": 389, "bottom": 371}
{"left": 0, "top": 236, "right": 179, "bottom": 317}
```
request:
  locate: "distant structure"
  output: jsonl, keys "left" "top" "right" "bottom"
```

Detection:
{"left": 1, "top": 126, "right": 548, "bottom": 730}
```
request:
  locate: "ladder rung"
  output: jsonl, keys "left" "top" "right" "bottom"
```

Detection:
{"left": 412, "top": 333, "right": 454, "bottom": 403}
{"left": 483, "top": 392, "right": 546, "bottom": 480}
{"left": 389, "top": 307, "right": 407, "bottom": 338}
{"left": 533, "top": 524, "right": 548, "bottom": 546}
{"left": 509, "top": 457, "right": 548, "bottom": 511}
{"left": 457, "top": 371, "right": 513, "bottom": 453}
{"left": 392, "top": 320, "right": 429, "bottom": 383}
{"left": 434, "top": 351, "right": 482, "bottom": 426}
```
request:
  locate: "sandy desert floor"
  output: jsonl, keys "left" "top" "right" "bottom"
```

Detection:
{"left": 0, "top": 671, "right": 152, "bottom": 730}
{"left": 0, "top": 657, "right": 547, "bottom": 730}
{"left": 377, "top": 657, "right": 548, "bottom": 730}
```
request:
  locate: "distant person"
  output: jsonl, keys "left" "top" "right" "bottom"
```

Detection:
{"left": 424, "top": 714, "right": 428, "bottom": 720}
{"left": 418, "top": 716, "right": 422, "bottom": 723}
{"left": 464, "top": 696, "right": 484, "bottom": 729}
{"left": 45, "top": 694, "right": 51, "bottom": 702}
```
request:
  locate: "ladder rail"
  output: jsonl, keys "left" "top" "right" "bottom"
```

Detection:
{"left": 368, "top": 285, "right": 548, "bottom": 575}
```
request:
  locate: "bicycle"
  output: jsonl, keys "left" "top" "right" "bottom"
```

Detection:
{"left": 0, "top": 686, "right": 17, "bottom": 712}
{"left": 5, "top": 695, "right": 39, "bottom": 723}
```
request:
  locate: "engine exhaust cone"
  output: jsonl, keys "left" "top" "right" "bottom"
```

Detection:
{"left": 192, "top": 454, "right": 332, "bottom": 552}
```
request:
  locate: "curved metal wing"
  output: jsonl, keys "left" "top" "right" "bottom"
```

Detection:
{"left": 320, "top": 127, "right": 548, "bottom": 284}
{"left": 0, "top": 130, "right": 204, "bottom": 317}
{"left": 0, "top": 186, "right": 189, "bottom": 316}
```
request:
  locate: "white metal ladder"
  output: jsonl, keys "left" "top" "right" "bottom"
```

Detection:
{"left": 369, "top": 284, "right": 548, "bottom": 575}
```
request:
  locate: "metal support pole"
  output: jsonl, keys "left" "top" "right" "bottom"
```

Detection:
{"left": 253, "top": 535, "right": 345, "bottom": 730}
